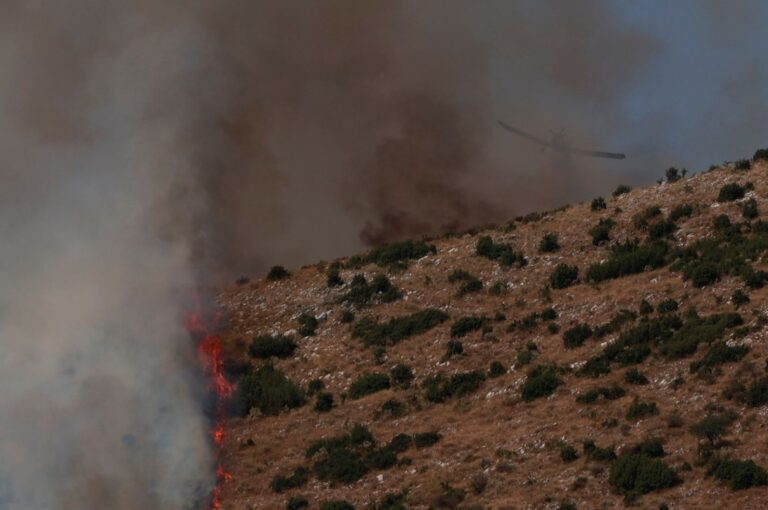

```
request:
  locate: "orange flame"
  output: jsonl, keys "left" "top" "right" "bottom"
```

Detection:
{"left": 185, "top": 292, "right": 234, "bottom": 510}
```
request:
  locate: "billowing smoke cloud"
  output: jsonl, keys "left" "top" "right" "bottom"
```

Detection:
{"left": 2, "top": 1, "right": 767, "bottom": 508}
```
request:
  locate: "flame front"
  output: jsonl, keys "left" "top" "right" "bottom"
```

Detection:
{"left": 185, "top": 293, "right": 233, "bottom": 510}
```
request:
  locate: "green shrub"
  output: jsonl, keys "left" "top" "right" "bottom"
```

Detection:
{"left": 560, "top": 443, "right": 579, "bottom": 462}
{"left": 589, "top": 218, "right": 614, "bottom": 245}
{"left": 732, "top": 289, "right": 750, "bottom": 307}
{"left": 742, "top": 198, "right": 759, "bottom": 219}
{"left": 746, "top": 376, "right": 768, "bottom": 407}
{"left": 314, "top": 392, "right": 334, "bottom": 413}
{"left": 665, "top": 167, "right": 682, "bottom": 182}
{"left": 239, "top": 365, "right": 305, "bottom": 416}
{"left": 271, "top": 467, "right": 310, "bottom": 493}
{"left": 626, "top": 398, "right": 658, "bottom": 420}
{"left": 521, "top": 364, "right": 562, "bottom": 402}
{"left": 685, "top": 261, "right": 720, "bottom": 287}
{"left": 388, "top": 433, "right": 413, "bottom": 453}
{"left": 563, "top": 324, "right": 592, "bottom": 349}
{"left": 445, "top": 339, "right": 464, "bottom": 357}
{"left": 639, "top": 299, "right": 654, "bottom": 316}
{"left": 319, "top": 500, "right": 355, "bottom": 510}
{"left": 339, "top": 274, "right": 402, "bottom": 308}
{"left": 249, "top": 335, "right": 297, "bottom": 359}
{"left": 669, "top": 204, "right": 693, "bottom": 222}
{"left": 298, "top": 313, "right": 319, "bottom": 337}
{"left": 718, "top": 183, "right": 746, "bottom": 202}
{"left": 370, "top": 492, "right": 408, "bottom": 510}
{"left": 754, "top": 147, "right": 768, "bottom": 161}
{"left": 450, "top": 316, "right": 485, "bottom": 337}
{"left": 633, "top": 206, "right": 662, "bottom": 230}
{"left": 583, "top": 440, "right": 616, "bottom": 461}
{"left": 629, "top": 438, "right": 666, "bottom": 458}
{"left": 308, "top": 425, "right": 397, "bottom": 485}
{"left": 709, "top": 459, "right": 768, "bottom": 490}
{"left": 390, "top": 364, "right": 414, "bottom": 389}
{"left": 539, "top": 232, "right": 560, "bottom": 253}
{"left": 268, "top": 265, "right": 291, "bottom": 281}
{"left": 307, "top": 379, "right": 325, "bottom": 395}
{"left": 734, "top": 158, "right": 752, "bottom": 171}
{"left": 648, "top": 219, "right": 677, "bottom": 240}
{"left": 349, "top": 373, "right": 391, "bottom": 399}
{"left": 488, "top": 361, "right": 506, "bottom": 378}
{"left": 659, "top": 312, "right": 742, "bottom": 360}
{"left": 488, "top": 281, "right": 507, "bottom": 295}
{"left": 550, "top": 264, "right": 579, "bottom": 289}
{"left": 690, "top": 413, "right": 735, "bottom": 444}
{"left": 352, "top": 309, "right": 449, "bottom": 347}
{"left": 558, "top": 501, "right": 577, "bottom": 510}
{"left": 378, "top": 399, "right": 407, "bottom": 418}
{"left": 608, "top": 452, "right": 681, "bottom": 497}
{"left": 689, "top": 342, "right": 748, "bottom": 374}
{"left": 516, "top": 348, "right": 535, "bottom": 365}
{"left": 476, "top": 235, "right": 527, "bottom": 267}
{"left": 287, "top": 496, "right": 309, "bottom": 510}
{"left": 413, "top": 431, "right": 441, "bottom": 448}
{"left": 594, "top": 309, "right": 637, "bottom": 338}
{"left": 340, "top": 310, "right": 356, "bottom": 323}
{"left": 327, "top": 263, "right": 343, "bottom": 287}
{"left": 613, "top": 185, "right": 632, "bottom": 197}
{"left": 624, "top": 368, "right": 649, "bottom": 385}
{"left": 591, "top": 197, "right": 607, "bottom": 211}
{"left": 365, "top": 240, "right": 436, "bottom": 267}
{"left": 448, "top": 269, "right": 483, "bottom": 297}
{"left": 423, "top": 371, "right": 486, "bottom": 403}
{"left": 576, "top": 385, "right": 625, "bottom": 404}
{"left": 656, "top": 299, "right": 679, "bottom": 314}
{"left": 586, "top": 240, "right": 669, "bottom": 283}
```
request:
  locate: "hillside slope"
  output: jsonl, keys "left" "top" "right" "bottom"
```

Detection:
{"left": 216, "top": 154, "right": 768, "bottom": 509}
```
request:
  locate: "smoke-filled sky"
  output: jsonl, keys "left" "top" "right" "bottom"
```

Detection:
{"left": 0, "top": 1, "right": 767, "bottom": 508}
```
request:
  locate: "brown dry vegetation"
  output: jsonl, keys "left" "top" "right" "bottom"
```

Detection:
{"left": 216, "top": 158, "right": 768, "bottom": 509}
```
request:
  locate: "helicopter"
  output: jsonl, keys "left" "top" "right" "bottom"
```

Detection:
{"left": 498, "top": 121, "right": 626, "bottom": 160}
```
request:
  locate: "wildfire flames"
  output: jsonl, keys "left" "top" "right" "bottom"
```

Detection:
{"left": 185, "top": 293, "right": 234, "bottom": 510}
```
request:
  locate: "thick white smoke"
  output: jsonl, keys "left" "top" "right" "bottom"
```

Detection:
{"left": 0, "top": 3, "right": 213, "bottom": 509}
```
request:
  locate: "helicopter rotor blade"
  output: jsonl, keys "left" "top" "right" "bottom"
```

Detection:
{"left": 497, "top": 121, "right": 551, "bottom": 147}
{"left": 565, "top": 147, "right": 626, "bottom": 160}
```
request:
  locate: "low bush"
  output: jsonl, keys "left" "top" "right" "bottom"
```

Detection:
{"left": 365, "top": 240, "right": 437, "bottom": 267}
{"left": 340, "top": 310, "right": 356, "bottom": 323}
{"left": 271, "top": 467, "right": 310, "bottom": 493}
{"left": 314, "top": 392, "right": 334, "bottom": 413}
{"left": 413, "top": 431, "right": 441, "bottom": 448}
{"left": 239, "top": 365, "right": 305, "bottom": 416}
{"left": 732, "top": 289, "right": 750, "bottom": 307}
{"left": 476, "top": 235, "right": 527, "bottom": 267}
{"left": 690, "top": 413, "right": 735, "bottom": 444}
{"left": 268, "top": 265, "right": 291, "bottom": 281}
{"left": 348, "top": 373, "right": 391, "bottom": 400}
{"left": 352, "top": 309, "right": 449, "bottom": 347}
{"left": 539, "top": 232, "right": 560, "bottom": 253}
{"left": 583, "top": 440, "right": 616, "bottom": 461}
{"left": 576, "top": 385, "right": 625, "bottom": 404}
{"left": 550, "top": 264, "right": 579, "bottom": 289}
{"left": 340, "top": 274, "right": 402, "bottom": 308}
{"left": 633, "top": 205, "right": 662, "bottom": 230}
{"left": 639, "top": 299, "right": 654, "bottom": 316}
{"left": 609, "top": 452, "right": 681, "bottom": 498}
{"left": 488, "top": 360, "right": 506, "bottom": 378}
{"left": 656, "top": 299, "right": 679, "bottom": 314}
{"left": 689, "top": 342, "right": 748, "bottom": 374}
{"left": 594, "top": 309, "right": 637, "bottom": 338}
{"left": 298, "top": 313, "right": 319, "bottom": 337}
{"left": 521, "top": 364, "right": 562, "bottom": 402}
{"left": 586, "top": 240, "right": 669, "bottom": 283}
{"left": 665, "top": 167, "right": 683, "bottom": 182}
{"left": 287, "top": 496, "right": 309, "bottom": 510}
{"left": 659, "top": 312, "right": 743, "bottom": 360}
{"left": 307, "top": 379, "right": 325, "bottom": 395}
{"left": 626, "top": 398, "right": 658, "bottom": 420}
{"left": 390, "top": 364, "right": 414, "bottom": 389}
{"left": 746, "top": 376, "right": 768, "bottom": 407}
{"left": 624, "top": 368, "right": 649, "bottom": 385}
{"left": 754, "top": 147, "right": 768, "bottom": 161}
{"left": 629, "top": 438, "right": 666, "bottom": 458}
{"left": 423, "top": 371, "right": 486, "bottom": 403}
{"left": 734, "top": 158, "right": 752, "bottom": 171}
{"left": 742, "top": 198, "right": 759, "bottom": 219}
{"left": 319, "top": 501, "right": 355, "bottom": 510}
{"left": 648, "top": 219, "right": 677, "bottom": 240}
{"left": 613, "top": 185, "right": 632, "bottom": 197}
{"left": 589, "top": 218, "right": 614, "bottom": 245}
{"left": 326, "top": 263, "right": 343, "bottom": 287}
{"left": 709, "top": 458, "right": 768, "bottom": 490}
{"left": 249, "top": 334, "right": 297, "bottom": 359}
{"left": 445, "top": 339, "right": 464, "bottom": 357}
{"left": 669, "top": 203, "right": 693, "bottom": 222}
{"left": 563, "top": 323, "right": 593, "bottom": 349}
{"left": 388, "top": 433, "right": 413, "bottom": 453}
{"left": 560, "top": 443, "right": 579, "bottom": 462}
{"left": 591, "top": 197, "right": 607, "bottom": 211}
{"left": 450, "top": 316, "right": 486, "bottom": 338}
{"left": 369, "top": 492, "right": 408, "bottom": 510}
{"left": 718, "top": 183, "right": 747, "bottom": 202}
